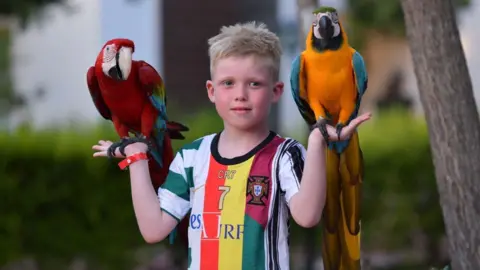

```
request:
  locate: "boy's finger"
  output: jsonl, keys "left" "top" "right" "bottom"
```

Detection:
{"left": 350, "top": 112, "right": 372, "bottom": 127}
{"left": 323, "top": 112, "right": 372, "bottom": 141}
{"left": 92, "top": 145, "right": 106, "bottom": 151}
{"left": 93, "top": 152, "right": 107, "bottom": 157}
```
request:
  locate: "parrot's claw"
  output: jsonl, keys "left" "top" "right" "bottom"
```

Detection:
{"left": 107, "top": 137, "right": 129, "bottom": 159}
{"left": 335, "top": 123, "right": 345, "bottom": 140}
{"left": 312, "top": 117, "right": 329, "bottom": 144}
{"left": 118, "top": 135, "right": 154, "bottom": 157}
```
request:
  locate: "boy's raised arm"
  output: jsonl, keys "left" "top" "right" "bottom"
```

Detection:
{"left": 125, "top": 143, "right": 191, "bottom": 243}
{"left": 279, "top": 131, "right": 327, "bottom": 228}
{"left": 92, "top": 139, "right": 192, "bottom": 244}
{"left": 127, "top": 156, "right": 176, "bottom": 243}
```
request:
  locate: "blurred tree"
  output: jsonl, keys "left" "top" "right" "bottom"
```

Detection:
{"left": 0, "top": 0, "right": 71, "bottom": 28}
{"left": 401, "top": 0, "right": 480, "bottom": 269}
{"left": 346, "top": 0, "right": 470, "bottom": 48}
{"left": 0, "top": 27, "right": 13, "bottom": 123}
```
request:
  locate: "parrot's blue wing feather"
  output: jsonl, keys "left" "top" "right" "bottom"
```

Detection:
{"left": 149, "top": 86, "right": 179, "bottom": 246}
{"left": 348, "top": 50, "right": 368, "bottom": 123}
{"left": 352, "top": 50, "right": 368, "bottom": 104}
{"left": 138, "top": 62, "right": 168, "bottom": 168}
{"left": 148, "top": 89, "right": 167, "bottom": 168}
{"left": 290, "top": 54, "right": 316, "bottom": 126}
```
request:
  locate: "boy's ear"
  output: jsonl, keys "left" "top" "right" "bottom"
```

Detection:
{"left": 206, "top": 80, "right": 215, "bottom": 103}
{"left": 272, "top": 81, "right": 284, "bottom": 103}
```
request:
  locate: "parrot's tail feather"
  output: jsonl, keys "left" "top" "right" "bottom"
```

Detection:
{"left": 340, "top": 132, "right": 362, "bottom": 235}
{"left": 338, "top": 192, "right": 361, "bottom": 270}
{"left": 148, "top": 134, "right": 173, "bottom": 192}
{"left": 167, "top": 120, "right": 189, "bottom": 131}
{"left": 322, "top": 148, "right": 342, "bottom": 269}
{"left": 339, "top": 131, "right": 362, "bottom": 270}
{"left": 168, "top": 130, "right": 186, "bottom": 140}
{"left": 166, "top": 121, "right": 189, "bottom": 140}
{"left": 322, "top": 133, "right": 363, "bottom": 270}
{"left": 322, "top": 226, "right": 342, "bottom": 270}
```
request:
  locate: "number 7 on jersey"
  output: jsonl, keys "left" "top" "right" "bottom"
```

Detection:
{"left": 218, "top": 186, "right": 231, "bottom": 210}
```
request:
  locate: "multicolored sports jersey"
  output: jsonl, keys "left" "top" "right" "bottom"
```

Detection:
{"left": 158, "top": 131, "right": 306, "bottom": 270}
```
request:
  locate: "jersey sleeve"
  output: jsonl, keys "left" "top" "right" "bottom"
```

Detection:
{"left": 277, "top": 139, "right": 306, "bottom": 206}
{"left": 158, "top": 150, "right": 192, "bottom": 222}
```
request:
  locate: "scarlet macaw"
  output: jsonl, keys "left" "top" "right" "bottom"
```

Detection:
{"left": 86, "top": 38, "right": 189, "bottom": 245}
{"left": 290, "top": 6, "right": 367, "bottom": 270}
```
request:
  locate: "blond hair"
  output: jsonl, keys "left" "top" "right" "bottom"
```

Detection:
{"left": 207, "top": 21, "right": 282, "bottom": 81}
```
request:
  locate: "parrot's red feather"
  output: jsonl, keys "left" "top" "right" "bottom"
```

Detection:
{"left": 138, "top": 61, "right": 163, "bottom": 91}
{"left": 86, "top": 66, "right": 112, "bottom": 120}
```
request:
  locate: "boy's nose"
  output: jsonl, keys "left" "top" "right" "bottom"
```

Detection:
{"left": 234, "top": 86, "right": 248, "bottom": 101}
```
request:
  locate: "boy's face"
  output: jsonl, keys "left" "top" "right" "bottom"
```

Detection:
{"left": 206, "top": 54, "right": 284, "bottom": 131}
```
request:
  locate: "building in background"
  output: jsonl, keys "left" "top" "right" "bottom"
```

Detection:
{"left": 161, "top": 0, "right": 279, "bottom": 130}
{"left": 9, "top": 0, "right": 102, "bottom": 129}
{"left": 7, "top": 0, "right": 159, "bottom": 130}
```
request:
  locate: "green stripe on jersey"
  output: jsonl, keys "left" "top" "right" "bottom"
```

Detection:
{"left": 162, "top": 171, "right": 189, "bottom": 201}
{"left": 241, "top": 214, "right": 265, "bottom": 270}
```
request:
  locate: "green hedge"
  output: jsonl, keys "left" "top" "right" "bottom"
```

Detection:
{"left": 0, "top": 108, "right": 445, "bottom": 268}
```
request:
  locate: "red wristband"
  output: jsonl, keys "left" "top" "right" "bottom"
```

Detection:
{"left": 118, "top": 152, "right": 149, "bottom": 170}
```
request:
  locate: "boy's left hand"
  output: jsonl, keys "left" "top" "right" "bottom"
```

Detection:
{"left": 92, "top": 140, "right": 123, "bottom": 158}
{"left": 309, "top": 112, "right": 372, "bottom": 143}
{"left": 92, "top": 140, "right": 149, "bottom": 158}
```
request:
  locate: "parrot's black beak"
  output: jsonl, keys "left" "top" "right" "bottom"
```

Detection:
{"left": 318, "top": 16, "right": 334, "bottom": 40}
{"left": 108, "top": 52, "right": 124, "bottom": 80}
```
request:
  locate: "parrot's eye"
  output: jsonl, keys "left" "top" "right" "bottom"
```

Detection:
{"left": 330, "top": 12, "right": 339, "bottom": 23}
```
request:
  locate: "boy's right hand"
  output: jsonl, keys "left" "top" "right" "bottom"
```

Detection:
{"left": 92, "top": 140, "right": 148, "bottom": 158}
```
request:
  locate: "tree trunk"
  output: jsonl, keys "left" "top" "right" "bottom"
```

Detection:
{"left": 400, "top": 0, "right": 480, "bottom": 269}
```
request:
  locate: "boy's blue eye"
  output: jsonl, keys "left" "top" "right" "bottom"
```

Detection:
{"left": 250, "top": 82, "right": 260, "bottom": 87}
{"left": 223, "top": 80, "right": 233, "bottom": 86}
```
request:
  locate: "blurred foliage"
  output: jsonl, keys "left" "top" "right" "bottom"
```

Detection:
{"left": 0, "top": 0, "right": 138, "bottom": 29}
{"left": 0, "top": 26, "right": 13, "bottom": 118}
{"left": 344, "top": 0, "right": 471, "bottom": 49}
{"left": 0, "top": 0, "right": 69, "bottom": 28}
{"left": 0, "top": 108, "right": 446, "bottom": 269}
{"left": 0, "top": 110, "right": 223, "bottom": 269}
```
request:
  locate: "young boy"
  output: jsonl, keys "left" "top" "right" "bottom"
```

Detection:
{"left": 92, "top": 22, "right": 370, "bottom": 270}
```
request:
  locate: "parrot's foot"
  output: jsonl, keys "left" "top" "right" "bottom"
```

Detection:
{"left": 107, "top": 137, "right": 129, "bottom": 159}
{"left": 312, "top": 117, "right": 329, "bottom": 143}
{"left": 335, "top": 123, "right": 345, "bottom": 140}
{"left": 118, "top": 135, "right": 153, "bottom": 156}
{"left": 107, "top": 136, "right": 153, "bottom": 158}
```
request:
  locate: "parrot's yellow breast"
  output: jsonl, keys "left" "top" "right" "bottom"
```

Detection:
{"left": 303, "top": 49, "right": 356, "bottom": 118}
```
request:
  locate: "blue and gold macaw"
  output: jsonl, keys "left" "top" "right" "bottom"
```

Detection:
{"left": 289, "top": 6, "right": 368, "bottom": 270}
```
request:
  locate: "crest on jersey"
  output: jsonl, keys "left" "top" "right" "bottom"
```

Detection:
{"left": 247, "top": 176, "right": 269, "bottom": 205}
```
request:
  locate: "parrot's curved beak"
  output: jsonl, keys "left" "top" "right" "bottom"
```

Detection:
{"left": 318, "top": 16, "right": 333, "bottom": 40}
{"left": 108, "top": 47, "right": 132, "bottom": 80}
